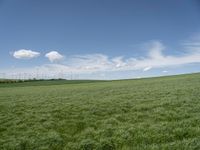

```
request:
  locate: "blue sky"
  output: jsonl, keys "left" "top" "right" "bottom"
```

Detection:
{"left": 0, "top": 0, "right": 200, "bottom": 79}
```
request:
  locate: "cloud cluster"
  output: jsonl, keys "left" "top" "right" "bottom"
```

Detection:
{"left": 13, "top": 49, "right": 40, "bottom": 59}
{"left": 57, "top": 40, "right": 200, "bottom": 73}
{"left": 13, "top": 50, "right": 64, "bottom": 62}
{"left": 6, "top": 39, "right": 200, "bottom": 79}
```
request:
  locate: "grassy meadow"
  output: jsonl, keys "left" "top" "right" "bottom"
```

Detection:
{"left": 1, "top": 73, "right": 200, "bottom": 149}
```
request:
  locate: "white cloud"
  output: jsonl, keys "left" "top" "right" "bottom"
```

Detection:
{"left": 112, "top": 57, "right": 126, "bottom": 68}
{"left": 13, "top": 49, "right": 40, "bottom": 59}
{"left": 182, "top": 34, "right": 200, "bottom": 52}
{"left": 124, "top": 40, "right": 200, "bottom": 70}
{"left": 43, "top": 40, "right": 200, "bottom": 73}
{"left": 143, "top": 66, "right": 152, "bottom": 71}
{"left": 4, "top": 39, "right": 200, "bottom": 79}
{"left": 162, "top": 70, "right": 168, "bottom": 73}
{"left": 183, "top": 42, "right": 200, "bottom": 52}
{"left": 148, "top": 41, "right": 165, "bottom": 59}
{"left": 45, "top": 51, "right": 64, "bottom": 63}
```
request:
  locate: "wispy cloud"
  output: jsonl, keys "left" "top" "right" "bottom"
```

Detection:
{"left": 13, "top": 49, "right": 40, "bottom": 59}
{"left": 162, "top": 70, "right": 168, "bottom": 73}
{"left": 45, "top": 51, "right": 64, "bottom": 63}
{"left": 143, "top": 66, "right": 152, "bottom": 72}
{"left": 4, "top": 39, "right": 200, "bottom": 79}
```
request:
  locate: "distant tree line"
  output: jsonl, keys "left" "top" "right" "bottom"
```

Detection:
{"left": 0, "top": 78, "right": 66, "bottom": 84}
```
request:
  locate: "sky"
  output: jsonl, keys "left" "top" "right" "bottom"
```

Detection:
{"left": 0, "top": 0, "right": 200, "bottom": 79}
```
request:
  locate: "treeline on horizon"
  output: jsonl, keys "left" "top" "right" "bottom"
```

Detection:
{"left": 0, "top": 78, "right": 66, "bottom": 84}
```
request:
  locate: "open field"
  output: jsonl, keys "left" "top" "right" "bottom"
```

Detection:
{"left": 0, "top": 79, "right": 105, "bottom": 87}
{"left": 1, "top": 73, "right": 200, "bottom": 149}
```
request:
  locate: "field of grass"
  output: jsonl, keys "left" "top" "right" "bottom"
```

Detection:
{"left": 1, "top": 73, "right": 200, "bottom": 150}
{"left": 0, "top": 79, "right": 105, "bottom": 88}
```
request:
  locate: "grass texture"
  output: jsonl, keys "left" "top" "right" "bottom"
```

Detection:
{"left": 1, "top": 73, "right": 200, "bottom": 149}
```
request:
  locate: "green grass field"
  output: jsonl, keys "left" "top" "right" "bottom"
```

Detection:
{"left": 1, "top": 73, "right": 200, "bottom": 150}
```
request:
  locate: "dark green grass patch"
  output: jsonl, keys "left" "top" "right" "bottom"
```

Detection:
{"left": 0, "top": 73, "right": 200, "bottom": 149}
